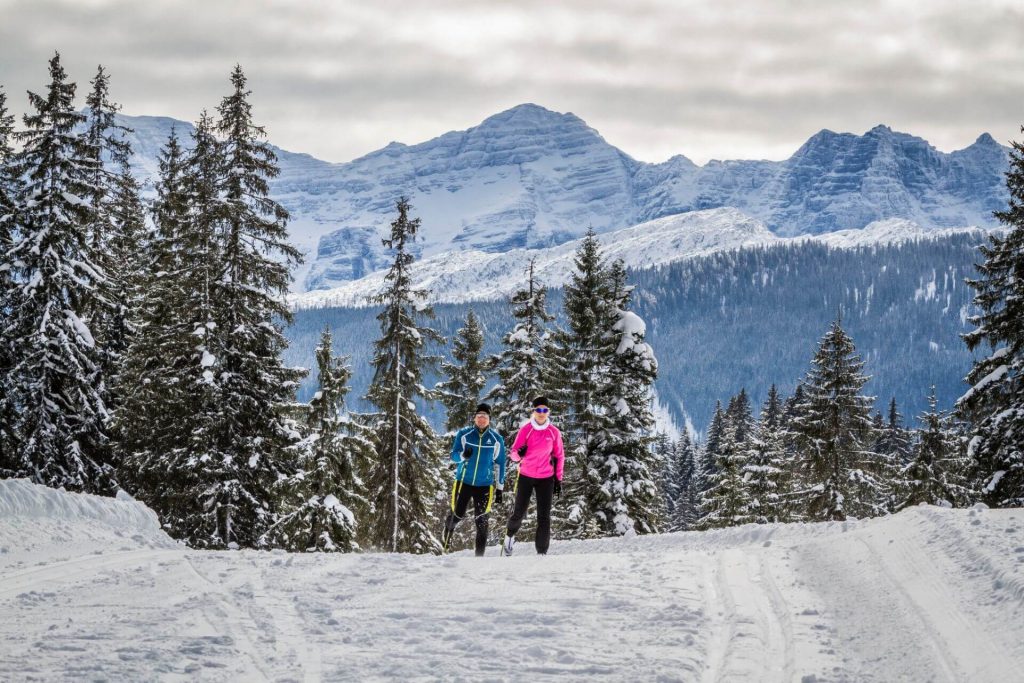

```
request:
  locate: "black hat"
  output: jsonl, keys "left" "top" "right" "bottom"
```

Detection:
{"left": 474, "top": 403, "right": 491, "bottom": 416}
{"left": 532, "top": 396, "right": 550, "bottom": 408}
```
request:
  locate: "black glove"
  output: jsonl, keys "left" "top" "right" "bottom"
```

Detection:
{"left": 494, "top": 488, "right": 503, "bottom": 504}
{"left": 516, "top": 445, "right": 527, "bottom": 458}
{"left": 462, "top": 445, "right": 474, "bottom": 460}
{"left": 553, "top": 479, "right": 562, "bottom": 497}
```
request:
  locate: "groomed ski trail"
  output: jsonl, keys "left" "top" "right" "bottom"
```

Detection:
{"left": 2, "top": 480, "right": 1023, "bottom": 681}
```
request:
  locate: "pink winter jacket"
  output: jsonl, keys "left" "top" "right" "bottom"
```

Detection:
{"left": 509, "top": 419, "right": 565, "bottom": 481}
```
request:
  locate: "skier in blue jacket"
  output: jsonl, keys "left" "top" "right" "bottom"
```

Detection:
{"left": 442, "top": 403, "right": 507, "bottom": 555}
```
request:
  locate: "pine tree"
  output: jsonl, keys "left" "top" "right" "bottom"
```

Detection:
{"left": 188, "top": 65, "right": 308, "bottom": 547}
{"left": 114, "top": 129, "right": 193, "bottom": 497}
{"left": 697, "top": 423, "right": 753, "bottom": 529}
{"left": 876, "top": 398, "right": 913, "bottom": 465}
{"left": 725, "top": 388, "right": 756, "bottom": 445}
{"left": 437, "top": 310, "right": 486, "bottom": 433}
{"left": 669, "top": 432, "right": 700, "bottom": 531}
{"left": 957, "top": 125, "right": 1024, "bottom": 507}
{"left": 744, "top": 386, "right": 789, "bottom": 524}
{"left": 82, "top": 66, "right": 133, "bottom": 407}
{"left": 486, "top": 257, "right": 554, "bottom": 440}
{"left": 104, "top": 161, "right": 147, "bottom": 379}
{"left": 263, "top": 327, "right": 372, "bottom": 552}
{"left": 590, "top": 259, "right": 661, "bottom": 535}
{"left": 153, "top": 112, "right": 232, "bottom": 546}
{"left": 782, "top": 383, "right": 806, "bottom": 429}
{"left": 364, "top": 197, "right": 445, "bottom": 554}
{"left": 896, "top": 387, "right": 969, "bottom": 510}
{"left": 121, "top": 71, "right": 305, "bottom": 548}
{"left": 550, "top": 229, "right": 615, "bottom": 539}
{"left": 762, "top": 384, "right": 783, "bottom": 432}
{"left": 697, "top": 401, "right": 726, "bottom": 494}
{"left": 0, "top": 86, "right": 21, "bottom": 475}
{"left": 789, "top": 319, "right": 881, "bottom": 521}
{"left": 115, "top": 119, "right": 229, "bottom": 539}
{"left": 653, "top": 432, "right": 677, "bottom": 521}
{"left": 4, "top": 54, "right": 115, "bottom": 493}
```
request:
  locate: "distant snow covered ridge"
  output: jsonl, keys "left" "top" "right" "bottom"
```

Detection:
{"left": 114, "top": 104, "right": 1009, "bottom": 293}
{"left": 809, "top": 217, "right": 987, "bottom": 248}
{"left": 288, "top": 209, "right": 989, "bottom": 309}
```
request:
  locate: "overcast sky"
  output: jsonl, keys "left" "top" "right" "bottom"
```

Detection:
{"left": 1, "top": 0, "right": 1022, "bottom": 165}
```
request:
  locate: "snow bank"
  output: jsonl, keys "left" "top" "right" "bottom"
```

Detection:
{"left": 0, "top": 479, "right": 177, "bottom": 559}
{"left": 0, "top": 479, "right": 163, "bottom": 531}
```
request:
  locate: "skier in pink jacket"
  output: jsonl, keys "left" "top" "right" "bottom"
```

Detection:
{"left": 501, "top": 396, "right": 565, "bottom": 556}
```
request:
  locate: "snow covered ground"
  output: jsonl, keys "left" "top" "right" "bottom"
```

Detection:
{"left": 2, "top": 479, "right": 1023, "bottom": 682}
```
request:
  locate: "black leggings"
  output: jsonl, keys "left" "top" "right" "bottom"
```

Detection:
{"left": 445, "top": 483, "right": 492, "bottom": 556}
{"left": 506, "top": 474, "right": 555, "bottom": 554}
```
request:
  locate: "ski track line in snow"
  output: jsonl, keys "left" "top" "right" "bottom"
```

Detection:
{"left": 0, "top": 548, "right": 181, "bottom": 600}
{"left": 181, "top": 554, "right": 277, "bottom": 682}
{"left": 853, "top": 536, "right": 961, "bottom": 681}
{"left": 753, "top": 550, "right": 797, "bottom": 682}
{"left": 702, "top": 547, "right": 791, "bottom": 683}
{"left": 859, "top": 520, "right": 1023, "bottom": 682}
{"left": 247, "top": 558, "right": 324, "bottom": 683}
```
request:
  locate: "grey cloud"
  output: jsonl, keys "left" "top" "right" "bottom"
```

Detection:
{"left": 0, "top": 0, "right": 1020, "bottom": 165}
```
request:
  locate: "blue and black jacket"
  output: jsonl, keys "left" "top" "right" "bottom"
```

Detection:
{"left": 450, "top": 426, "right": 507, "bottom": 488}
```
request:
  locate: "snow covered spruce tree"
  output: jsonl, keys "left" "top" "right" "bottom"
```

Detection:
{"left": 653, "top": 433, "right": 677, "bottom": 521}
{"left": 103, "top": 162, "right": 147, "bottom": 373}
{"left": 875, "top": 398, "right": 913, "bottom": 466}
{"left": 364, "top": 197, "right": 445, "bottom": 554}
{"left": 668, "top": 432, "right": 700, "bottom": 531}
{"left": 549, "top": 229, "right": 613, "bottom": 538}
{"left": 114, "top": 128, "right": 194, "bottom": 497}
{"left": 696, "top": 401, "right": 726, "bottom": 495}
{"left": 0, "top": 86, "right": 21, "bottom": 475}
{"left": 957, "top": 128, "right": 1024, "bottom": 507}
{"left": 896, "top": 387, "right": 969, "bottom": 510}
{"left": 550, "top": 241, "right": 661, "bottom": 537}
{"left": 589, "top": 258, "right": 661, "bottom": 535}
{"left": 744, "top": 385, "right": 790, "bottom": 524}
{"left": 119, "top": 71, "right": 305, "bottom": 548}
{"left": 437, "top": 309, "right": 486, "bottom": 433}
{"left": 263, "top": 327, "right": 372, "bottom": 552}
{"left": 486, "top": 257, "right": 554, "bottom": 440}
{"left": 789, "top": 318, "right": 882, "bottom": 521}
{"left": 81, "top": 66, "right": 134, "bottom": 392}
{"left": 725, "top": 388, "right": 756, "bottom": 445}
{"left": 697, "top": 421, "right": 753, "bottom": 529}
{"left": 5, "top": 61, "right": 118, "bottom": 489}
{"left": 180, "top": 65, "right": 308, "bottom": 548}
{"left": 3, "top": 54, "right": 117, "bottom": 494}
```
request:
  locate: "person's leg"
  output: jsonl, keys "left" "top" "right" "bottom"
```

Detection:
{"left": 471, "top": 485, "right": 491, "bottom": 556}
{"left": 443, "top": 483, "right": 473, "bottom": 549}
{"left": 534, "top": 477, "right": 555, "bottom": 554}
{"left": 505, "top": 475, "right": 536, "bottom": 538}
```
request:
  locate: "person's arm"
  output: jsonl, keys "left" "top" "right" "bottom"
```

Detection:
{"left": 508, "top": 424, "right": 528, "bottom": 462}
{"left": 450, "top": 428, "right": 468, "bottom": 464}
{"left": 495, "top": 433, "right": 507, "bottom": 488}
{"left": 554, "top": 428, "right": 565, "bottom": 481}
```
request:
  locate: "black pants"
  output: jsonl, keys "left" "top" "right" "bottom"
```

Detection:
{"left": 506, "top": 474, "right": 554, "bottom": 554}
{"left": 444, "top": 483, "right": 492, "bottom": 556}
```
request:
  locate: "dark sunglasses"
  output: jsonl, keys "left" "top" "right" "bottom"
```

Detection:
{"left": 534, "top": 407, "right": 549, "bottom": 414}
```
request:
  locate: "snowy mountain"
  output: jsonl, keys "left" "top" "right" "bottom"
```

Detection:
{"left": 290, "top": 207, "right": 781, "bottom": 308}
{"left": 287, "top": 208, "right": 987, "bottom": 309}
{"left": 4, "top": 478, "right": 1023, "bottom": 680}
{"left": 115, "top": 105, "right": 1009, "bottom": 292}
